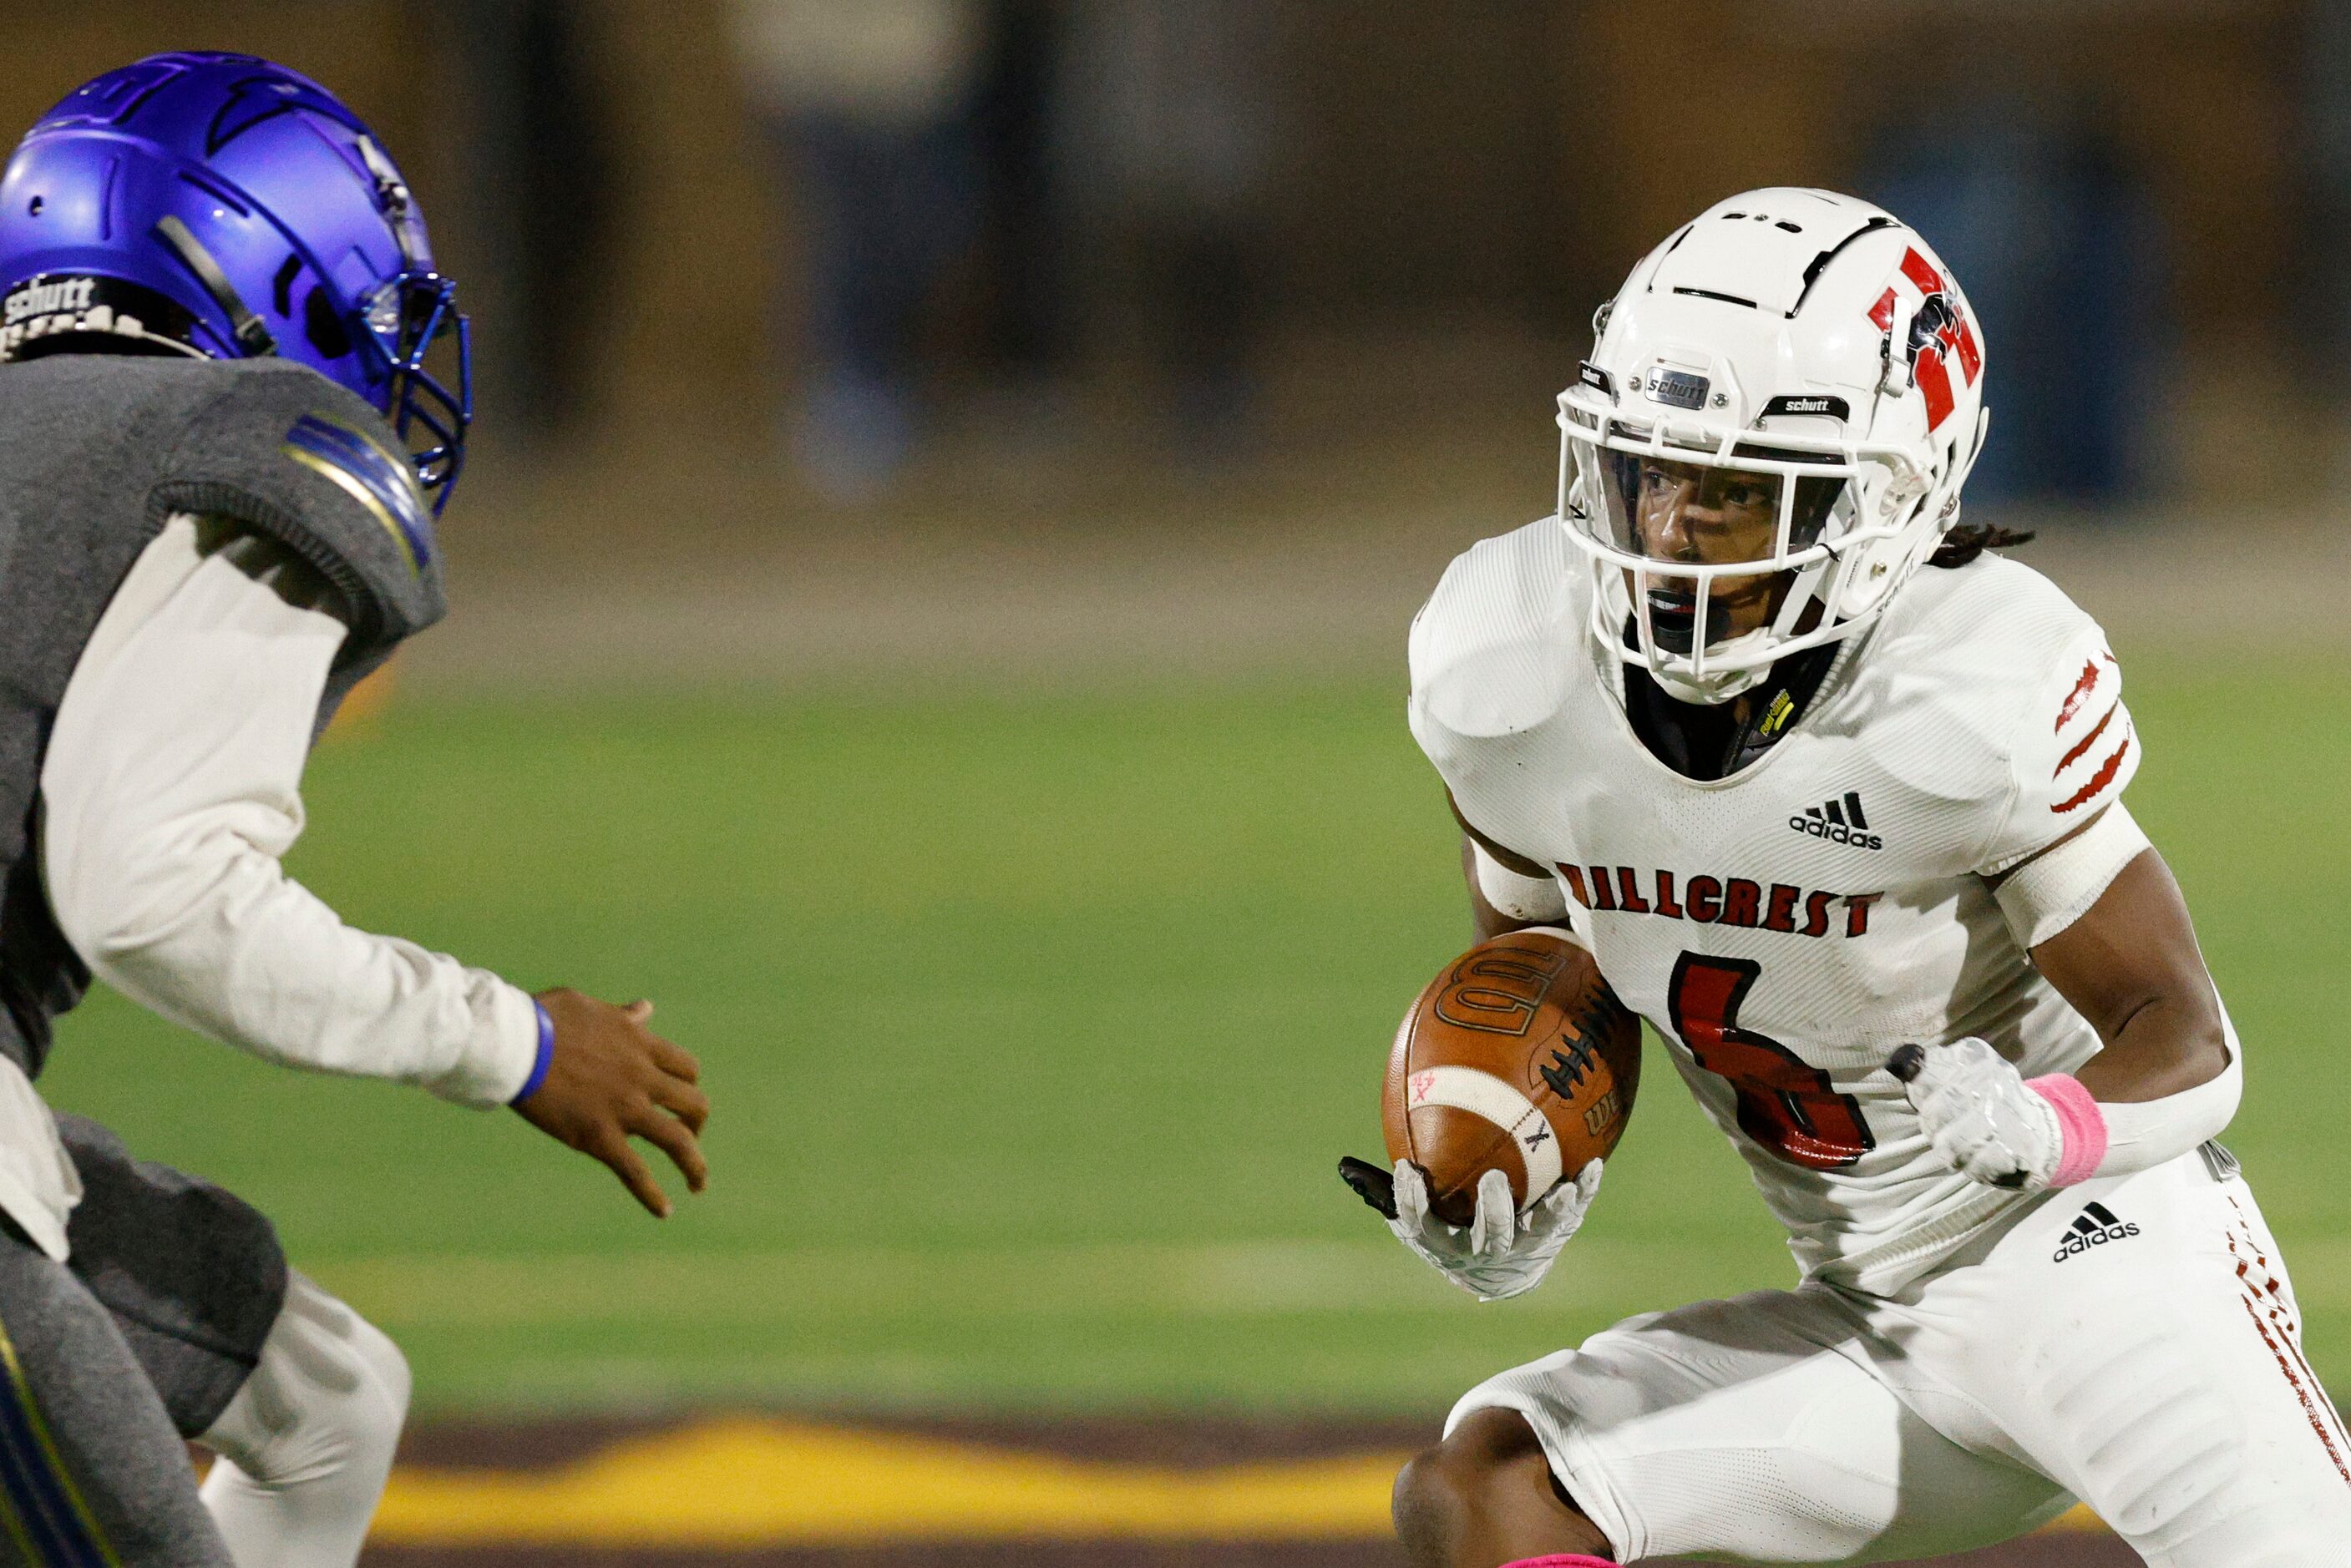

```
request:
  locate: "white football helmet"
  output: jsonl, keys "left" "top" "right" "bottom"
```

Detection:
{"left": 1558, "top": 188, "right": 1990, "bottom": 704}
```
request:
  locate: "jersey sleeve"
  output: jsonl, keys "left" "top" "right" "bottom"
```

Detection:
{"left": 1974, "top": 624, "right": 2141, "bottom": 875}
{"left": 41, "top": 515, "right": 538, "bottom": 1107}
{"left": 1406, "top": 521, "right": 1577, "bottom": 859}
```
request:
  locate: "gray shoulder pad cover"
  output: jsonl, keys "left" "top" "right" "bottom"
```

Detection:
{"left": 149, "top": 360, "right": 447, "bottom": 647}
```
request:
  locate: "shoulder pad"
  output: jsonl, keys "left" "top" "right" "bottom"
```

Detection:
{"left": 1859, "top": 557, "right": 2133, "bottom": 867}
{"left": 150, "top": 360, "right": 444, "bottom": 645}
{"left": 1408, "top": 519, "right": 1578, "bottom": 746}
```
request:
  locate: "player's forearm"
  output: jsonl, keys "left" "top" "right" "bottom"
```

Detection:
{"left": 2029, "top": 847, "right": 2232, "bottom": 1102}
{"left": 1898, "top": 1005, "right": 2241, "bottom": 1191}
{"left": 41, "top": 518, "right": 544, "bottom": 1105}
{"left": 2070, "top": 987, "right": 2231, "bottom": 1102}
{"left": 67, "top": 832, "right": 542, "bottom": 1105}
{"left": 1904, "top": 836, "right": 2242, "bottom": 1189}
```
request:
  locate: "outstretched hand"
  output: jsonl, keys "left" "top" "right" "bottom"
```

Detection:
{"left": 514, "top": 989, "right": 709, "bottom": 1216}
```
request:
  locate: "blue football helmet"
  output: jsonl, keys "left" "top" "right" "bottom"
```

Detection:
{"left": 0, "top": 52, "right": 472, "bottom": 509}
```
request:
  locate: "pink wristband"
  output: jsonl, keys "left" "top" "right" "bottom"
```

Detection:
{"left": 1502, "top": 1558, "right": 1614, "bottom": 1568}
{"left": 2025, "top": 1073, "right": 2108, "bottom": 1187}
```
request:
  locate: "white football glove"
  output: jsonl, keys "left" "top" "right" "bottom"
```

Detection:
{"left": 1889, "top": 1037, "right": 2063, "bottom": 1190}
{"left": 1384, "top": 1159, "right": 1603, "bottom": 1302}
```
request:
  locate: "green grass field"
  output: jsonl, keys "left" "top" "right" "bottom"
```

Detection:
{"left": 37, "top": 657, "right": 2351, "bottom": 1418}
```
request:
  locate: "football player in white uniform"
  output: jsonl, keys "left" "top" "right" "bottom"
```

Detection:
{"left": 1348, "top": 189, "right": 2349, "bottom": 1566}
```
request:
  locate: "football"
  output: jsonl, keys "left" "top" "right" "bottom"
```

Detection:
{"left": 1382, "top": 928, "right": 1642, "bottom": 1227}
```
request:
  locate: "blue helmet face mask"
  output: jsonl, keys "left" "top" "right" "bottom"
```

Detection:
{"left": 0, "top": 52, "right": 473, "bottom": 511}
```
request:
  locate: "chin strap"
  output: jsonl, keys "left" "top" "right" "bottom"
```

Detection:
{"left": 153, "top": 215, "right": 276, "bottom": 357}
{"left": 1723, "top": 640, "right": 1839, "bottom": 771}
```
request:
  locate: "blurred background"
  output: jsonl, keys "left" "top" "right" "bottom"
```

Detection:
{"left": 15, "top": 3, "right": 2351, "bottom": 1565}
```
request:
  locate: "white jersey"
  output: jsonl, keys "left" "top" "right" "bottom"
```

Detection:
{"left": 1409, "top": 518, "right": 2141, "bottom": 1294}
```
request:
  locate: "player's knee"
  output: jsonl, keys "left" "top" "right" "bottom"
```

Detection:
{"left": 336, "top": 1307, "right": 410, "bottom": 1473}
{"left": 1393, "top": 1407, "right": 1557, "bottom": 1566}
{"left": 206, "top": 1273, "right": 409, "bottom": 1489}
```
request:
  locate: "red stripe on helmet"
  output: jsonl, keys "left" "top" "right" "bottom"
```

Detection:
{"left": 1899, "top": 247, "right": 1946, "bottom": 296}
{"left": 1916, "top": 345, "right": 1955, "bottom": 430}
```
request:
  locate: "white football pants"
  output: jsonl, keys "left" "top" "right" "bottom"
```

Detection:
{"left": 1450, "top": 1149, "right": 2350, "bottom": 1565}
{"left": 198, "top": 1272, "right": 409, "bottom": 1568}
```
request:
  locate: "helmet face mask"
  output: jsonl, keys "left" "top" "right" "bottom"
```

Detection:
{"left": 362, "top": 270, "right": 471, "bottom": 498}
{"left": 1557, "top": 189, "right": 1988, "bottom": 704}
{"left": 1592, "top": 448, "right": 1845, "bottom": 651}
{"left": 1559, "top": 398, "right": 1928, "bottom": 701}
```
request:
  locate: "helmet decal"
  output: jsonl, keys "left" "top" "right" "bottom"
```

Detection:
{"left": 205, "top": 68, "right": 367, "bottom": 154}
{"left": 0, "top": 271, "right": 202, "bottom": 360}
{"left": 355, "top": 135, "right": 428, "bottom": 266}
{"left": 1867, "top": 247, "right": 1982, "bottom": 432}
{"left": 1644, "top": 368, "right": 1712, "bottom": 411}
{"left": 43, "top": 58, "right": 185, "bottom": 129}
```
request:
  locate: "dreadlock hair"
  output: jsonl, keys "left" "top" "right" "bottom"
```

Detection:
{"left": 1927, "top": 519, "right": 2035, "bottom": 569}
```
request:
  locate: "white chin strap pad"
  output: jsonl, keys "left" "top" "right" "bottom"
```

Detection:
{"left": 199, "top": 1271, "right": 411, "bottom": 1564}
{"left": 1647, "top": 654, "right": 1770, "bottom": 706}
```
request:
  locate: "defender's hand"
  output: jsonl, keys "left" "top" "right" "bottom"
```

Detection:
{"left": 1889, "top": 1037, "right": 2061, "bottom": 1191}
{"left": 514, "top": 990, "right": 709, "bottom": 1216}
{"left": 1341, "top": 1156, "right": 1601, "bottom": 1302}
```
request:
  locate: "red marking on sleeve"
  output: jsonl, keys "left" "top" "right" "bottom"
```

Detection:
{"left": 1867, "top": 288, "right": 1896, "bottom": 331}
{"left": 2052, "top": 733, "right": 2131, "bottom": 813}
{"left": 2055, "top": 701, "right": 2118, "bottom": 774}
{"left": 1899, "top": 247, "right": 1946, "bottom": 295}
{"left": 1557, "top": 864, "right": 1591, "bottom": 909}
{"left": 2055, "top": 656, "right": 2107, "bottom": 731}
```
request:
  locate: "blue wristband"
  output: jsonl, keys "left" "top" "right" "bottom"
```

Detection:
{"left": 510, "top": 999, "right": 555, "bottom": 1105}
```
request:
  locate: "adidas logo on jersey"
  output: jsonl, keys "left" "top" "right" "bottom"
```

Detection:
{"left": 2052, "top": 1200, "right": 2139, "bottom": 1262}
{"left": 1790, "top": 792, "right": 1882, "bottom": 851}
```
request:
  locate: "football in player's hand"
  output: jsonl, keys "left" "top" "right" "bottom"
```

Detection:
{"left": 1382, "top": 928, "right": 1641, "bottom": 1227}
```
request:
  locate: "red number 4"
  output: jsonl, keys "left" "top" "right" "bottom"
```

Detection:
{"left": 1667, "top": 953, "right": 1874, "bottom": 1171}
